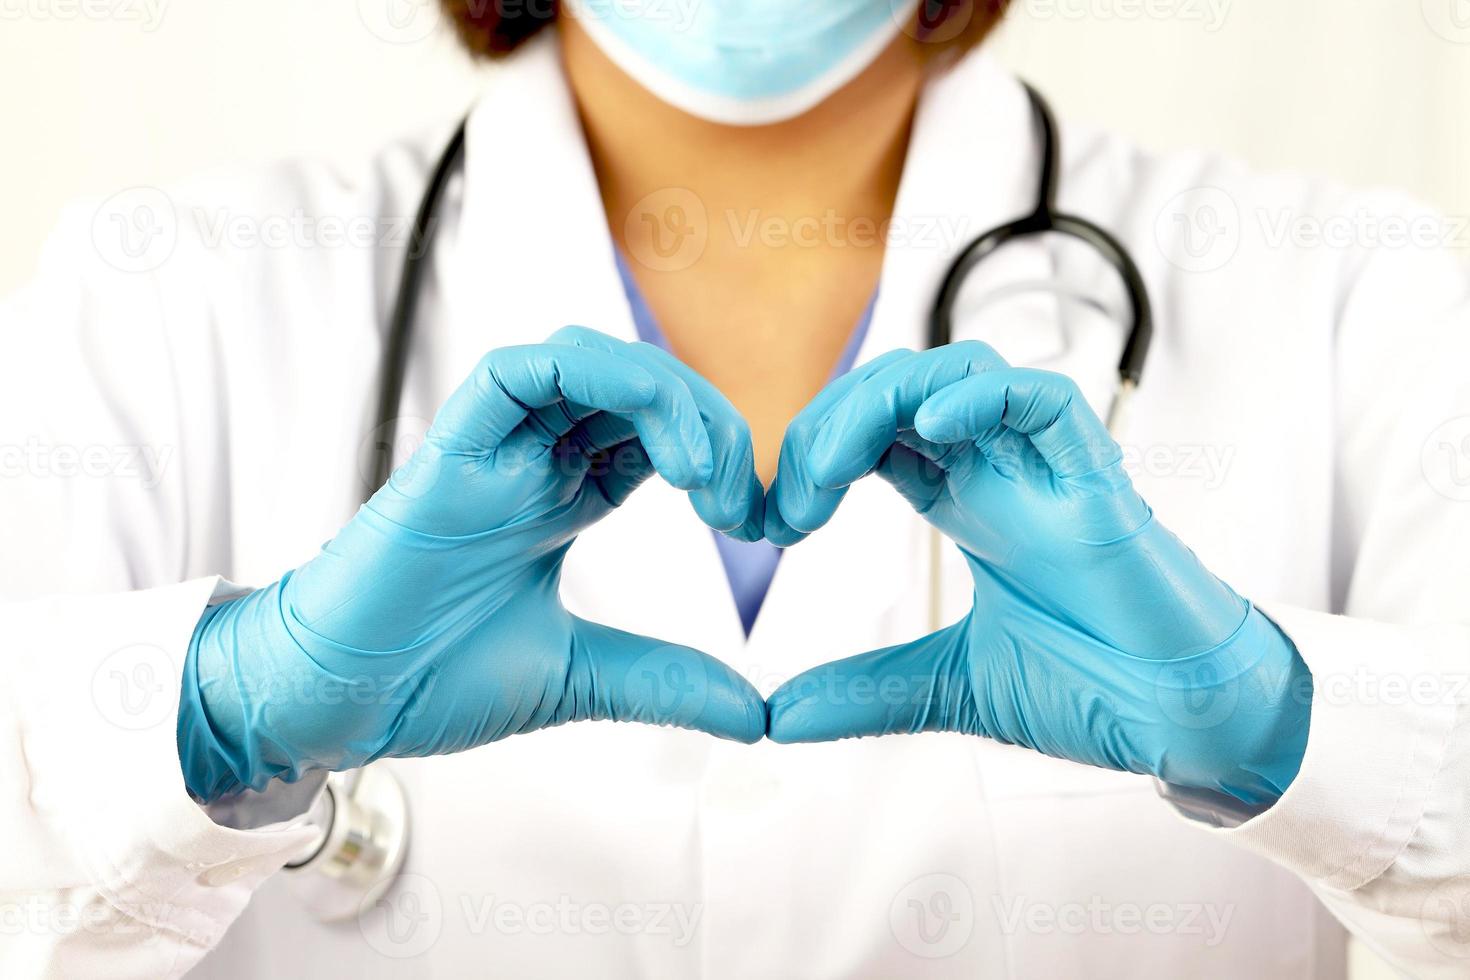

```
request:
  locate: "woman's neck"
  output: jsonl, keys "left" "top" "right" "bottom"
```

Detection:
{"left": 561, "top": 16, "right": 924, "bottom": 265}
{"left": 559, "top": 16, "right": 928, "bottom": 482}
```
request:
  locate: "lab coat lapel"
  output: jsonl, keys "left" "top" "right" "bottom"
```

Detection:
{"left": 450, "top": 34, "right": 638, "bottom": 360}
{"left": 446, "top": 33, "right": 744, "bottom": 659}
{"left": 861, "top": 52, "right": 1069, "bottom": 365}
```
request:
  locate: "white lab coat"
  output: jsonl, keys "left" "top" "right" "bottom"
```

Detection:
{"left": 3, "top": 33, "right": 1469, "bottom": 980}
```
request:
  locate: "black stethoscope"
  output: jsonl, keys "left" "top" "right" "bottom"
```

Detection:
{"left": 368, "top": 82, "right": 1154, "bottom": 491}
{"left": 290, "top": 82, "right": 1157, "bottom": 920}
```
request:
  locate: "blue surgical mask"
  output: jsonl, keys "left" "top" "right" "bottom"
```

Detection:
{"left": 567, "top": 0, "right": 919, "bottom": 125}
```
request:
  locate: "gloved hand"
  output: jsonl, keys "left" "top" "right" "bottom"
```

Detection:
{"left": 179, "top": 327, "right": 767, "bottom": 802}
{"left": 765, "top": 342, "right": 1312, "bottom": 806}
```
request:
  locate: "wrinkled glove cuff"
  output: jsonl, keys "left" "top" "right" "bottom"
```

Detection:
{"left": 177, "top": 585, "right": 313, "bottom": 802}
{"left": 1157, "top": 606, "right": 1313, "bottom": 806}
{"left": 178, "top": 599, "right": 254, "bottom": 801}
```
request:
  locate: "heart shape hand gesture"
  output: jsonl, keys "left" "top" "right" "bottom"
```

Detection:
{"left": 181, "top": 330, "right": 1310, "bottom": 809}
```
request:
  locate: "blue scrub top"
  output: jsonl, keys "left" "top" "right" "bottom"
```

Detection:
{"left": 613, "top": 251, "right": 876, "bottom": 635}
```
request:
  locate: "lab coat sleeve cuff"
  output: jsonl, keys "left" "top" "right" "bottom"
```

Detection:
{"left": 6, "top": 577, "right": 322, "bottom": 956}
{"left": 1157, "top": 602, "right": 1459, "bottom": 892}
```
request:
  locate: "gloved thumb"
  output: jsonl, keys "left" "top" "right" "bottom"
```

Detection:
{"left": 766, "top": 626, "right": 976, "bottom": 743}
{"left": 561, "top": 618, "right": 767, "bottom": 744}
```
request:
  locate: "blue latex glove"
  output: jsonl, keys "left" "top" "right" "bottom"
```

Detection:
{"left": 179, "top": 327, "right": 766, "bottom": 802}
{"left": 765, "top": 343, "right": 1312, "bottom": 806}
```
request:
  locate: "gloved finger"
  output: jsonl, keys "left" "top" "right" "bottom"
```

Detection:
{"left": 563, "top": 439, "right": 659, "bottom": 533}
{"left": 551, "top": 326, "right": 760, "bottom": 538}
{"left": 537, "top": 327, "right": 714, "bottom": 491}
{"left": 561, "top": 617, "right": 766, "bottom": 744}
{"left": 912, "top": 368, "right": 1122, "bottom": 480}
{"left": 615, "top": 351, "right": 715, "bottom": 492}
{"left": 518, "top": 400, "right": 590, "bottom": 446}
{"left": 590, "top": 439, "right": 658, "bottom": 510}
{"left": 765, "top": 348, "right": 913, "bottom": 546}
{"left": 807, "top": 341, "right": 1010, "bottom": 491}
{"left": 568, "top": 411, "right": 639, "bottom": 454}
{"left": 766, "top": 626, "right": 976, "bottom": 743}
{"left": 429, "top": 344, "right": 657, "bottom": 455}
{"left": 637, "top": 343, "right": 765, "bottom": 541}
{"left": 894, "top": 428, "right": 949, "bottom": 465}
{"left": 564, "top": 439, "right": 660, "bottom": 531}
{"left": 874, "top": 444, "right": 948, "bottom": 515}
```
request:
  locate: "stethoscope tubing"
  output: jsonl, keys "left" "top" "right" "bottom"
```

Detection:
{"left": 371, "top": 85, "right": 1153, "bottom": 498}
{"left": 926, "top": 83, "right": 1153, "bottom": 386}
{"left": 368, "top": 120, "right": 467, "bottom": 496}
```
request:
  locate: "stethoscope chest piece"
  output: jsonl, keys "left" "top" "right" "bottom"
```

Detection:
{"left": 283, "top": 767, "right": 411, "bottom": 922}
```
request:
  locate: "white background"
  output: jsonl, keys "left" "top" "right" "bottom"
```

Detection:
{"left": 2, "top": 0, "right": 1468, "bottom": 298}
{"left": 2, "top": 1, "right": 1465, "bottom": 974}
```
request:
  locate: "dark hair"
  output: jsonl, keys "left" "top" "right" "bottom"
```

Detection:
{"left": 441, "top": 0, "right": 558, "bottom": 56}
{"left": 441, "top": 0, "right": 1007, "bottom": 60}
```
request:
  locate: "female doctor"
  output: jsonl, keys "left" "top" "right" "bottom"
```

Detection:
{"left": 3, "top": 1, "right": 1469, "bottom": 977}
